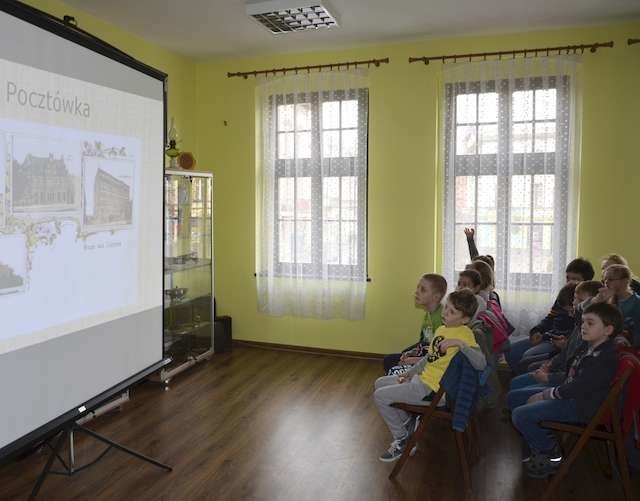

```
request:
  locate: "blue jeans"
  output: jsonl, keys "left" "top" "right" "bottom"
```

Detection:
{"left": 509, "top": 373, "right": 556, "bottom": 392}
{"left": 512, "top": 398, "right": 580, "bottom": 454}
{"left": 505, "top": 338, "right": 556, "bottom": 373}
{"left": 507, "top": 385, "right": 550, "bottom": 410}
{"left": 509, "top": 373, "right": 538, "bottom": 390}
{"left": 505, "top": 338, "right": 532, "bottom": 371}
{"left": 518, "top": 341, "right": 558, "bottom": 372}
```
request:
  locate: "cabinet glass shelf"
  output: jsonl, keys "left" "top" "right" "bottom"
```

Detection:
{"left": 164, "top": 259, "right": 212, "bottom": 273}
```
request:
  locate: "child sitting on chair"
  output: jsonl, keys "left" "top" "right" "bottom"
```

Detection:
{"left": 383, "top": 273, "right": 447, "bottom": 374}
{"left": 513, "top": 282, "right": 578, "bottom": 373}
{"left": 506, "top": 260, "right": 593, "bottom": 373}
{"left": 597, "top": 264, "right": 640, "bottom": 347}
{"left": 508, "top": 280, "right": 602, "bottom": 395}
{"left": 373, "top": 290, "right": 485, "bottom": 462}
{"left": 457, "top": 268, "right": 487, "bottom": 319}
{"left": 510, "top": 302, "right": 621, "bottom": 478}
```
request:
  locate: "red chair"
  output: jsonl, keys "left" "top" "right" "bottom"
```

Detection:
{"left": 540, "top": 349, "right": 640, "bottom": 501}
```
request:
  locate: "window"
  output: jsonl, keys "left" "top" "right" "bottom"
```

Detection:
{"left": 271, "top": 89, "right": 368, "bottom": 279}
{"left": 445, "top": 76, "right": 571, "bottom": 291}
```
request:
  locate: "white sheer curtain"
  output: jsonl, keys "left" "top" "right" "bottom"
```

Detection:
{"left": 255, "top": 70, "right": 368, "bottom": 320}
{"left": 441, "top": 57, "right": 581, "bottom": 334}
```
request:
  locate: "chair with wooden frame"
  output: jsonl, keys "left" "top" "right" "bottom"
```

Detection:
{"left": 539, "top": 349, "right": 640, "bottom": 501}
{"left": 388, "top": 359, "right": 490, "bottom": 501}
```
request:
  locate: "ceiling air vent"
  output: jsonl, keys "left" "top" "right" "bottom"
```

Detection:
{"left": 246, "top": 0, "right": 339, "bottom": 34}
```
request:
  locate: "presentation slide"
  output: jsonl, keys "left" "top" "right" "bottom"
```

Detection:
{"left": 0, "top": 6, "right": 164, "bottom": 454}
{"left": 0, "top": 57, "right": 157, "bottom": 356}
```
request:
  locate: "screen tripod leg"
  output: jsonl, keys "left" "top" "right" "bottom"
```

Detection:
{"left": 74, "top": 424, "right": 172, "bottom": 471}
{"left": 28, "top": 427, "right": 69, "bottom": 501}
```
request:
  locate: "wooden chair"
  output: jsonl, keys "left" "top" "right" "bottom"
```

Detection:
{"left": 540, "top": 350, "right": 640, "bottom": 501}
{"left": 388, "top": 359, "right": 490, "bottom": 501}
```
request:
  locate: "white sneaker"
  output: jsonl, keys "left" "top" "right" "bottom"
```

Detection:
{"left": 379, "top": 437, "right": 407, "bottom": 462}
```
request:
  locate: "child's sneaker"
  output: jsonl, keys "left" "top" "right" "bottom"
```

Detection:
{"left": 525, "top": 446, "right": 563, "bottom": 478}
{"left": 378, "top": 437, "right": 407, "bottom": 462}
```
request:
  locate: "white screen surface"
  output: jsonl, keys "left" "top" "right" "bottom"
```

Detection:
{"left": 0, "top": 8, "right": 164, "bottom": 452}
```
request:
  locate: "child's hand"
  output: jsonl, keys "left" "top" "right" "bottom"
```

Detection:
{"left": 594, "top": 287, "right": 615, "bottom": 304}
{"left": 438, "top": 338, "right": 464, "bottom": 353}
{"left": 551, "top": 335, "right": 567, "bottom": 350}
{"left": 397, "top": 375, "right": 408, "bottom": 383}
{"left": 533, "top": 370, "right": 549, "bottom": 384}
{"left": 402, "top": 356, "right": 421, "bottom": 366}
{"left": 464, "top": 227, "right": 475, "bottom": 239}
{"left": 530, "top": 331, "right": 543, "bottom": 345}
{"left": 527, "top": 392, "right": 544, "bottom": 404}
{"left": 400, "top": 349, "right": 418, "bottom": 363}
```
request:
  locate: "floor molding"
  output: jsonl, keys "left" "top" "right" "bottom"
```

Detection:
{"left": 232, "top": 339, "right": 384, "bottom": 360}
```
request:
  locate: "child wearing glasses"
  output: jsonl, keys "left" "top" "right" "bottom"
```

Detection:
{"left": 596, "top": 264, "right": 640, "bottom": 346}
{"left": 600, "top": 253, "right": 640, "bottom": 295}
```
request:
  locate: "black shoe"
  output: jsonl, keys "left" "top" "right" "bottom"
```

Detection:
{"left": 525, "top": 446, "right": 563, "bottom": 478}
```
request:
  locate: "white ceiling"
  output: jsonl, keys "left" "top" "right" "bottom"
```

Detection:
{"left": 62, "top": 0, "right": 640, "bottom": 58}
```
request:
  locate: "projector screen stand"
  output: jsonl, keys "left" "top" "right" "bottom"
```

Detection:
{"left": 29, "top": 422, "right": 172, "bottom": 500}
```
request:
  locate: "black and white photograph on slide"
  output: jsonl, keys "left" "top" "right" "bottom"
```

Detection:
{"left": 82, "top": 150, "right": 135, "bottom": 231}
{"left": 9, "top": 133, "right": 81, "bottom": 214}
{"left": 0, "top": 233, "right": 26, "bottom": 295}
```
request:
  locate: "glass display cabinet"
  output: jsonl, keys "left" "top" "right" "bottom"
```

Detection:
{"left": 161, "top": 169, "right": 214, "bottom": 384}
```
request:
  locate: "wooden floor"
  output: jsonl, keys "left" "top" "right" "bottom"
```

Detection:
{"left": 1, "top": 346, "right": 638, "bottom": 501}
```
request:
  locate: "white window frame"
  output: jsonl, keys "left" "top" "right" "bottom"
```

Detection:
{"left": 444, "top": 76, "right": 571, "bottom": 291}
{"left": 270, "top": 88, "right": 369, "bottom": 280}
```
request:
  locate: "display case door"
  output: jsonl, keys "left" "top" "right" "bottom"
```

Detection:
{"left": 163, "top": 172, "right": 214, "bottom": 371}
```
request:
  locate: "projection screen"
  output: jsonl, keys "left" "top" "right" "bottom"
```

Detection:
{"left": 0, "top": 2, "right": 166, "bottom": 457}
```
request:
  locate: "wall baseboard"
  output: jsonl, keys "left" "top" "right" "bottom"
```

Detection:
{"left": 232, "top": 340, "right": 384, "bottom": 360}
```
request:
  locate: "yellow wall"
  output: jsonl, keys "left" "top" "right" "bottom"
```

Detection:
{"left": 14, "top": 2, "right": 640, "bottom": 354}
{"left": 23, "top": 0, "right": 198, "bottom": 153}
{"left": 195, "top": 21, "right": 640, "bottom": 354}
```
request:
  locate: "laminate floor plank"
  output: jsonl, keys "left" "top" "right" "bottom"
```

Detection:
{"left": 0, "top": 346, "right": 638, "bottom": 500}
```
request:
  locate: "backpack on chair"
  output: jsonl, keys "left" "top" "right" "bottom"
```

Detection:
{"left": 477, "top": 298, "right": 513, "bottom": 353}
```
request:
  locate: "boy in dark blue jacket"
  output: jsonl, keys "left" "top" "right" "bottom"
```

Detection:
{"left": 510, "top": 302, "right": 621, "bottom": 478}
{"left": 505, "top": 258, "right": 595, "bottom": 373}
{"left": 513, "top": 282, "right": 578, "bottom": 372}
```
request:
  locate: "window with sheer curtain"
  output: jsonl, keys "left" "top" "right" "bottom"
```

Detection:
{"left": 442, "top": 59, "right": 580, "bottom": 332}
{"left": 256, "top": 72, "right": 368, "bottom": 320}
{"left": 273, "top": 90, "right": 367, "bottom": 279}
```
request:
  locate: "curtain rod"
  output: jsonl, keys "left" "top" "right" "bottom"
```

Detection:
{"left": 227, "top": 57, "right": 389, "bottom": 79}
{"left": 408, "top": 41, "right": 614, "bottom": 65}
{"left": 629, "top": 38, "right": 640, "bottom": 46}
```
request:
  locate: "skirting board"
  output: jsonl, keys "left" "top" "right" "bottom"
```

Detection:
{"left": 232, "top": 340, "right": 383, "bottom": 360}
